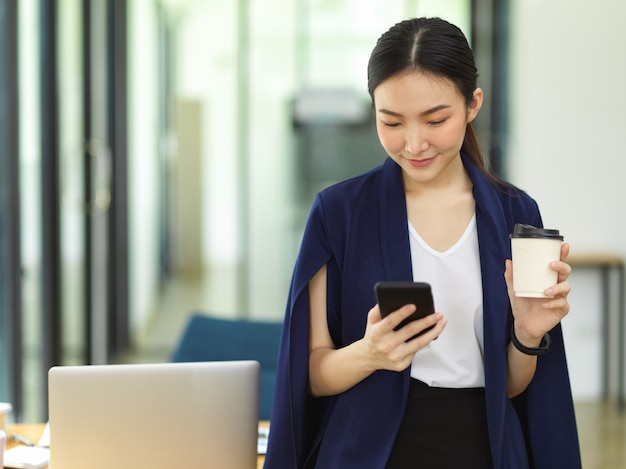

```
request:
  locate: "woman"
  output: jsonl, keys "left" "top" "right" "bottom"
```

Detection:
{"left": 264, "top": 17, "right": 581, "bottom": 468}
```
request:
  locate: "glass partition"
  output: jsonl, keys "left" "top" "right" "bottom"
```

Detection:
{"left": 0, "top": 0, "right": 22, "bottom": 418}
{"left": 4, "top": 0, "right": 473, "bottom": 421}
{"left": 18, "top": 0, "right": 43, "bottom": 424}
{"left": 162, "top": 0, "right": 471, "bottom": 321}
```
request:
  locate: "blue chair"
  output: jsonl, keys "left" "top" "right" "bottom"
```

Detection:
{"left": 170, "top": 313, "right": 283, "bottom": 421}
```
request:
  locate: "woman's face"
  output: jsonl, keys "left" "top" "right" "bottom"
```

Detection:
{"left": 373, "top": 71, "right": 482, "bottom": 190}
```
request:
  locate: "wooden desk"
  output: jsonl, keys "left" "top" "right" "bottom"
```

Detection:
{"left": 5, "top": 423, "right": 46, "bottom": 452}
{"left": 569, "top": 252, "right": 625, "bottom": 410}
{"left": 5, "top": 423, "right": 267, "bottom": 468}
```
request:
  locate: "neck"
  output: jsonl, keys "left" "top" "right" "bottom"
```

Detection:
{"left": 403, "top": 155, "right": 470, "bottom": 198}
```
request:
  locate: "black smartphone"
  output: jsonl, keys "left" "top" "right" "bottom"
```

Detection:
{"left": 374, "top": 281, "right": 436, "bottom": 339}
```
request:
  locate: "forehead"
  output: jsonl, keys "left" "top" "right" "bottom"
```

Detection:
{"left": 373, "top": 71, "right": 464, "bottom": 111}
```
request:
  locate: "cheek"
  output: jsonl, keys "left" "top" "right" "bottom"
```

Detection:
{"left": 376, "top": 124, "right": 402, "bottom": 152}
{"left": 433, "top": 121, "right": 467, "bottom": 150}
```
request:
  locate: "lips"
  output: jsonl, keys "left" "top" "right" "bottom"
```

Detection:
{"left": 406, "top": 157, "right": 435, "bottom": 168}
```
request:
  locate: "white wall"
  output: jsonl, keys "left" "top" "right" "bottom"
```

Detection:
{"left": 508, "top": 0, "right": 626, "bottom": 399}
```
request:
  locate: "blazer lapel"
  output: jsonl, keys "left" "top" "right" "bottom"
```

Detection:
{"left": 465, "top": 157, "right": 513, "bottom": 467}
{"left": 378, "top": 157, "right": 413, "bottom": 282}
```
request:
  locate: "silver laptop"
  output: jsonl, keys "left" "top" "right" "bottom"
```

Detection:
{"left": 48, "top": 360, "right": 260, "bottom": 469}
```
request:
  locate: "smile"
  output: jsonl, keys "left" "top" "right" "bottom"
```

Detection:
{"left": 406, "top": 157, "right": 435, "bottom": 168}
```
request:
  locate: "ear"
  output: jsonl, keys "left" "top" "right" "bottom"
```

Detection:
{"left": 466, "top": 88, "right": 483, "bottom": 123}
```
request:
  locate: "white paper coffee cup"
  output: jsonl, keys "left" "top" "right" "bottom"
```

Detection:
{"left": 0, "top": 402, "right": 11, "bottom": 436}
{"left": 0, "top": 430, "right": 5, "bottom": 468}
{"left": 510, "top": 224, "right": 564, "bottom": 298}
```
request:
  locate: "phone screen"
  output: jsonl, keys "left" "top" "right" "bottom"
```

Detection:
{"left": 374, "top": 281, "right": 435, "bottom": 338}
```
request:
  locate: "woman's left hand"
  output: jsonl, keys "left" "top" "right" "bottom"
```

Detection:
{"left": 504, "top": 242, "right": 571, "bottom": 343}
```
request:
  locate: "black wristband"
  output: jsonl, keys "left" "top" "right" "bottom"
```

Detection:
{"left": 510, "top": 324, "right": 551, "bottom": 356}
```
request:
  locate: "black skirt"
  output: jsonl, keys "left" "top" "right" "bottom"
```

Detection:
{"left": 386, "top": 378, "right": 494, "bottom": 469}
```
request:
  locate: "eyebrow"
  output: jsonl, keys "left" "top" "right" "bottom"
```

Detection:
{"left": 377, "top": 104, "right": 452, "bottom": 118}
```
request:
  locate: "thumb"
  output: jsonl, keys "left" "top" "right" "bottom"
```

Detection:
{"left": 504, "top": 259, "right": 515, "bottom": 296}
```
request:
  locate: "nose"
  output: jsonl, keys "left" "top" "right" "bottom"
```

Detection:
{"left": 404, "top": 126, "right": 429, "bottom": 155}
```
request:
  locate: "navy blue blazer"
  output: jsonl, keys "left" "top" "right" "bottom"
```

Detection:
{"left": 265, "top": 155, "right": 581, "bottom": 468}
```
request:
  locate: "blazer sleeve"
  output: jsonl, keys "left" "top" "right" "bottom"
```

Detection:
{"left": 263, "top": 195, "right": 334, "bottom": 468}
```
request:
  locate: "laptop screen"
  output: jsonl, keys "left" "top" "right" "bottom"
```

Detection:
{"left": 48, "top": 361, "right": 260, "bottom": 469}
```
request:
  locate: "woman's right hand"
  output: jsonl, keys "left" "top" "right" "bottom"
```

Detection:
{"left": 309, "top": 264, "right": 446, "bottom": 397}
{"left": 362, "top": 304, "right": 447, "bottom": 373}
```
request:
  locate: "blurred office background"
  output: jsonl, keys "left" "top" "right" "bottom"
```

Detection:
{"left": 1, "top": 0, "right": 625, "bottom": 466}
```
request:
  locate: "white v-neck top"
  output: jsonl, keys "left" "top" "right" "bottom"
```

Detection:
{"left": 408, "top": 214, "right": 485, "bottom": 387}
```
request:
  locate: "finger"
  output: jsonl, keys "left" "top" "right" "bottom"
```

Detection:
{"left": 560, "top": 242, "right": 570, "bottom": 262}
{"left": 367, "top": 305, "right": 382, "bottom": 325}
{"left": 366, "top": 306, "right": 390, "bottom": 343}
{"left": 380, "top": 304, "right": 418, "bottom": 331}
{"left": 541, "top": 297, "right": 570, "bottom": 318}
{"left": 422, "top": 315, "right": 447, "bottom": 340}
{"left": 504, "top": 259, "right": 515, "bottom": 296}
{"left": 545, "top": 280, "right": 571, "bottom": 299}
{"left": 400, "top": 313, "right": 445, "bottom": 342}
{"left": 550, "top": 259, "right": 572, "bottom": 283}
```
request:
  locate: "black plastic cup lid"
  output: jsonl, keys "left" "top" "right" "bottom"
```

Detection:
{"left": 509, "top": 223, "right": 563, "bottom": 240}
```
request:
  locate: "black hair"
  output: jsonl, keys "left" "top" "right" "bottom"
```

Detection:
{"left": 367, "top": 17, "right": 492, "bottom": 178}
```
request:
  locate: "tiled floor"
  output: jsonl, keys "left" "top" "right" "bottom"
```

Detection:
{"left": 127, "top": 275, "right": 626, "bottom": 469}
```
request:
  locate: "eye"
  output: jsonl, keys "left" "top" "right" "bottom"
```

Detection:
{"left": 382, "top": 121, "right": 401, "bottom": 128}
{"left": 428, "top": 118, "right": 447, "bottom": 126}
